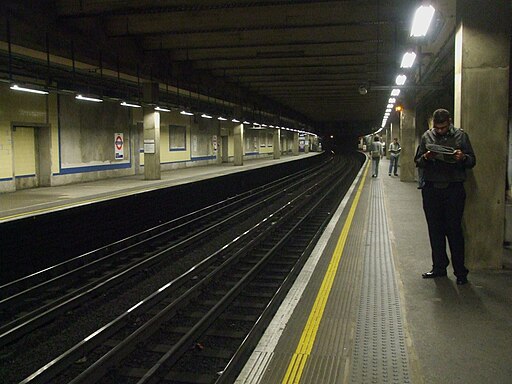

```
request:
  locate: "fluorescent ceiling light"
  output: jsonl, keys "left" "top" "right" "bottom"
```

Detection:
{"left": 201, "top": 113, "right": 213, "bottom": 119}
{"left": 218, "top": 116, "right": 227, "bottom": 121}
{"left": 388, "top": 97, "right": 396, "bottom": 104}
{"left": 120, "top": 101, "right": 141, "bottom": 108}
{"left": 386, "top": 104, "right": 393, "bottom": 109}
{"left": 155, "top": 106, "right": 171, "bottom": 112}
{"left": 242, "top": 120, "right": 251, "bottom": 125}
{"left": 180, "top": 110, "right": 194, "bottom": 116}
{"left": 10, "top": 84, "right": 49, "bottom": 95}
{"left": 391, "top": 89, "right": 401, "bottom": 96}
{"left": 411, "top": 5, "right": 435, "bottom": 37}
{"left": 269, "top": 125, "right": 275, "bottom": 128}
{"left": 231, "top": 118, "right": 240, "bottom": 123}
{"left": 385, "top": 108, "right": 392, "bottom": 113}
{"left": 395, "top": 75, "right": 407, "bottom": 85}
{"left": 76, "top": 94, "right": 103, "bottom": 102}
{"left": 261, "top": 124, "right": 267, "bottom": 127}
{"left": 400, "top": 52, "right": 417, "bottom": 68}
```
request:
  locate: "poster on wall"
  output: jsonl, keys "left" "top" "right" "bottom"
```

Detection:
{"left": 299, "top": 135, "right": 305, "bottom": 152}
{"left": 115, "top": 133, "right": 124, "bottom": 159}
{"left": 143, "top": 139, "right": 155, "bottom": 154}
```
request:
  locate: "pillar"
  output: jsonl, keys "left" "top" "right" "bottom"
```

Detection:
{"left": 233, "top": 123, "right": 244, "bottom": 166}
{"left": 292, "top": 132, "right": 299, "bottom": 155}
{"left": 143, "top": 108, "right": 161, "bottom": 180}
{"left": 273, "top": 128, "right": 281, "bottom": 159}
{"left": 399, "top": 107, "right": 416, "bottom": 182}
{"left": 385, "top": 125, "right": 392, "bottom": 159}
{"left": 454, "top": 0, "right": 510, "bottom": 269}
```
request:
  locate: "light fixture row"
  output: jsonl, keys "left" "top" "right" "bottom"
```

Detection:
{"left": 9, "top": 82, "right": 315, "bottom": 135}
{"left": 380, "top": 4, "right": 436, "bottom": 128}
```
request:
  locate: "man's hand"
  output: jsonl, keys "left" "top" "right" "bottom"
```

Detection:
{"left": 423, "top": 151, "right": 435, "bottom": 160}
{"left": 453, "top": 149, "right": 465, "bottom": 162}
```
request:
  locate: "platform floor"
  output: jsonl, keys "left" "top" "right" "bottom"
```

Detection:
{"left": 0, "top": 152, "right": 320, "bottom": 223}
{"left": 237, "top": 158, "right": 512, "bottom": 384}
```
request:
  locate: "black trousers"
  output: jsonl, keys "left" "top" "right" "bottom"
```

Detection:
{"left": 421, "top": 182, "right": 469, "bottom": 277}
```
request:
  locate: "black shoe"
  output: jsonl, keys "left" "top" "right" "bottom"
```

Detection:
{"left": 422, "top": 270, "right": 447, "bottom": 278}
{"left": 456, "top": 276, "right": 468, "bottom": 285}
{"left": 389, "top": 173, "right": 391, "bottom": 176}
{"left": 394, "top": 173, "right": 398, "bottom": 176}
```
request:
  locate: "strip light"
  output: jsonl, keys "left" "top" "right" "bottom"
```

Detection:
{"left": 400, "top": 52, "right": 417, "bottom": 68}
{"left": 218, "top": 116, "right": 227, "bottom": 121}
{"left": 120, "top": 101, "right": 141, "bottom": 108}
{"left": 155, "top": 106, "right": 171, "bottom": 112}
{"left": 395, "top": 75, "right": 407, "bottom": 85}
{"left": 76, "top": 94, "right": 103, "bottom": 103}
{"left": 180, "top": 110, "right": 194, "bottom": 116}
{"left": 201, "top": 113, "right": 213, "bottom": 119}
{"left": 10, "top": 84, "right": 49, "bottom": 95}
{"left": 411, "top": 5, "right": 435, "bottom": 37}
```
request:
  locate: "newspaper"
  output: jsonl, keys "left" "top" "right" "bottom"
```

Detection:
{"left": 426, "top": 143, "right": 457, "bottom": 163}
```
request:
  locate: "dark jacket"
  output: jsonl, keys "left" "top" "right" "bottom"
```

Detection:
{"left": 415, "top": 125, "right": 476, "bottom": 183}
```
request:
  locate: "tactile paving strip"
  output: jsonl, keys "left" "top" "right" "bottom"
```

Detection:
{"left": 349, "top": 179, "right": 411, "bottom": 383}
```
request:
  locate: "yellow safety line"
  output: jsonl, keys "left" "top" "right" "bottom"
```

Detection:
{"left": 281, "top": 160, "right": 370, "bottom": 384}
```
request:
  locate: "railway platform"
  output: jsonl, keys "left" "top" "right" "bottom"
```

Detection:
{"left": 0, "top": 152, "right": 321, "bottom": 223}
{"left": 236, "top": 157, "right": 512, "bottom": 384}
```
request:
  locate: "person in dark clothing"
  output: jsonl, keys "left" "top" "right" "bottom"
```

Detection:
{"left": 370, "top": 135, "right": 383, "bottom": 177}
{"left": 414, "top": 109, "right": 476, "bottom": 285}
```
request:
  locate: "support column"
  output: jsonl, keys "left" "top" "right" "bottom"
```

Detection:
{"left": 292, "top": 132, "right": 299, "bottom": 155}
{"left": 385, "top": 125, "right": 392, "bottom": 159}
{"left": 143, "top": 108, "right": 161, "bottom": 180}
{"left": 399, "top": 108, "right": 416, "bottom": 182}
{"left": 233, "top": 123, "right": 244, "bottom": 166}
{"left": 454, "top": 0, "right": 510, "bottom": 269}
{"left": 273, "top": 128, "right": 281, "bottom": 159}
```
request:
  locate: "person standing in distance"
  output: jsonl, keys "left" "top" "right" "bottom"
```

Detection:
{"left": 388, "top": 137, "right": 401, "bottom": 176}
{"left": 414, "top": 109, "right": 476, "bottom": 285}
{"left": 370, "top": 135, "right": 383, "bottom": 178}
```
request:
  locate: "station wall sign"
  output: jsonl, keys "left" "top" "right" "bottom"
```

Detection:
{"left": 115, "top": 133, "right": 124, "bottom": 159}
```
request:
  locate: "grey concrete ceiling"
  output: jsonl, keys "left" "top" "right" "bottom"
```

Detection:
{"left": 0, "top": 1, "right": 456, "bottom": 137}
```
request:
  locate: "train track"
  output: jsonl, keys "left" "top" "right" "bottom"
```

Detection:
{"left": 1, "top": 153, "right": 363, "bottom": 384}
{"left": 0, "top": 157, "right": 330, "bottom": 346}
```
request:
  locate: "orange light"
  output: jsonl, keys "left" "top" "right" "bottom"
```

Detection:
{"left": 395, "top": 105, "right": 403, "bottom": 112}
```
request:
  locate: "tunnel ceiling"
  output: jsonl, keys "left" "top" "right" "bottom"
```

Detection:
{"left": 0, "top": 1, "right": 456, "bottom": 137}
